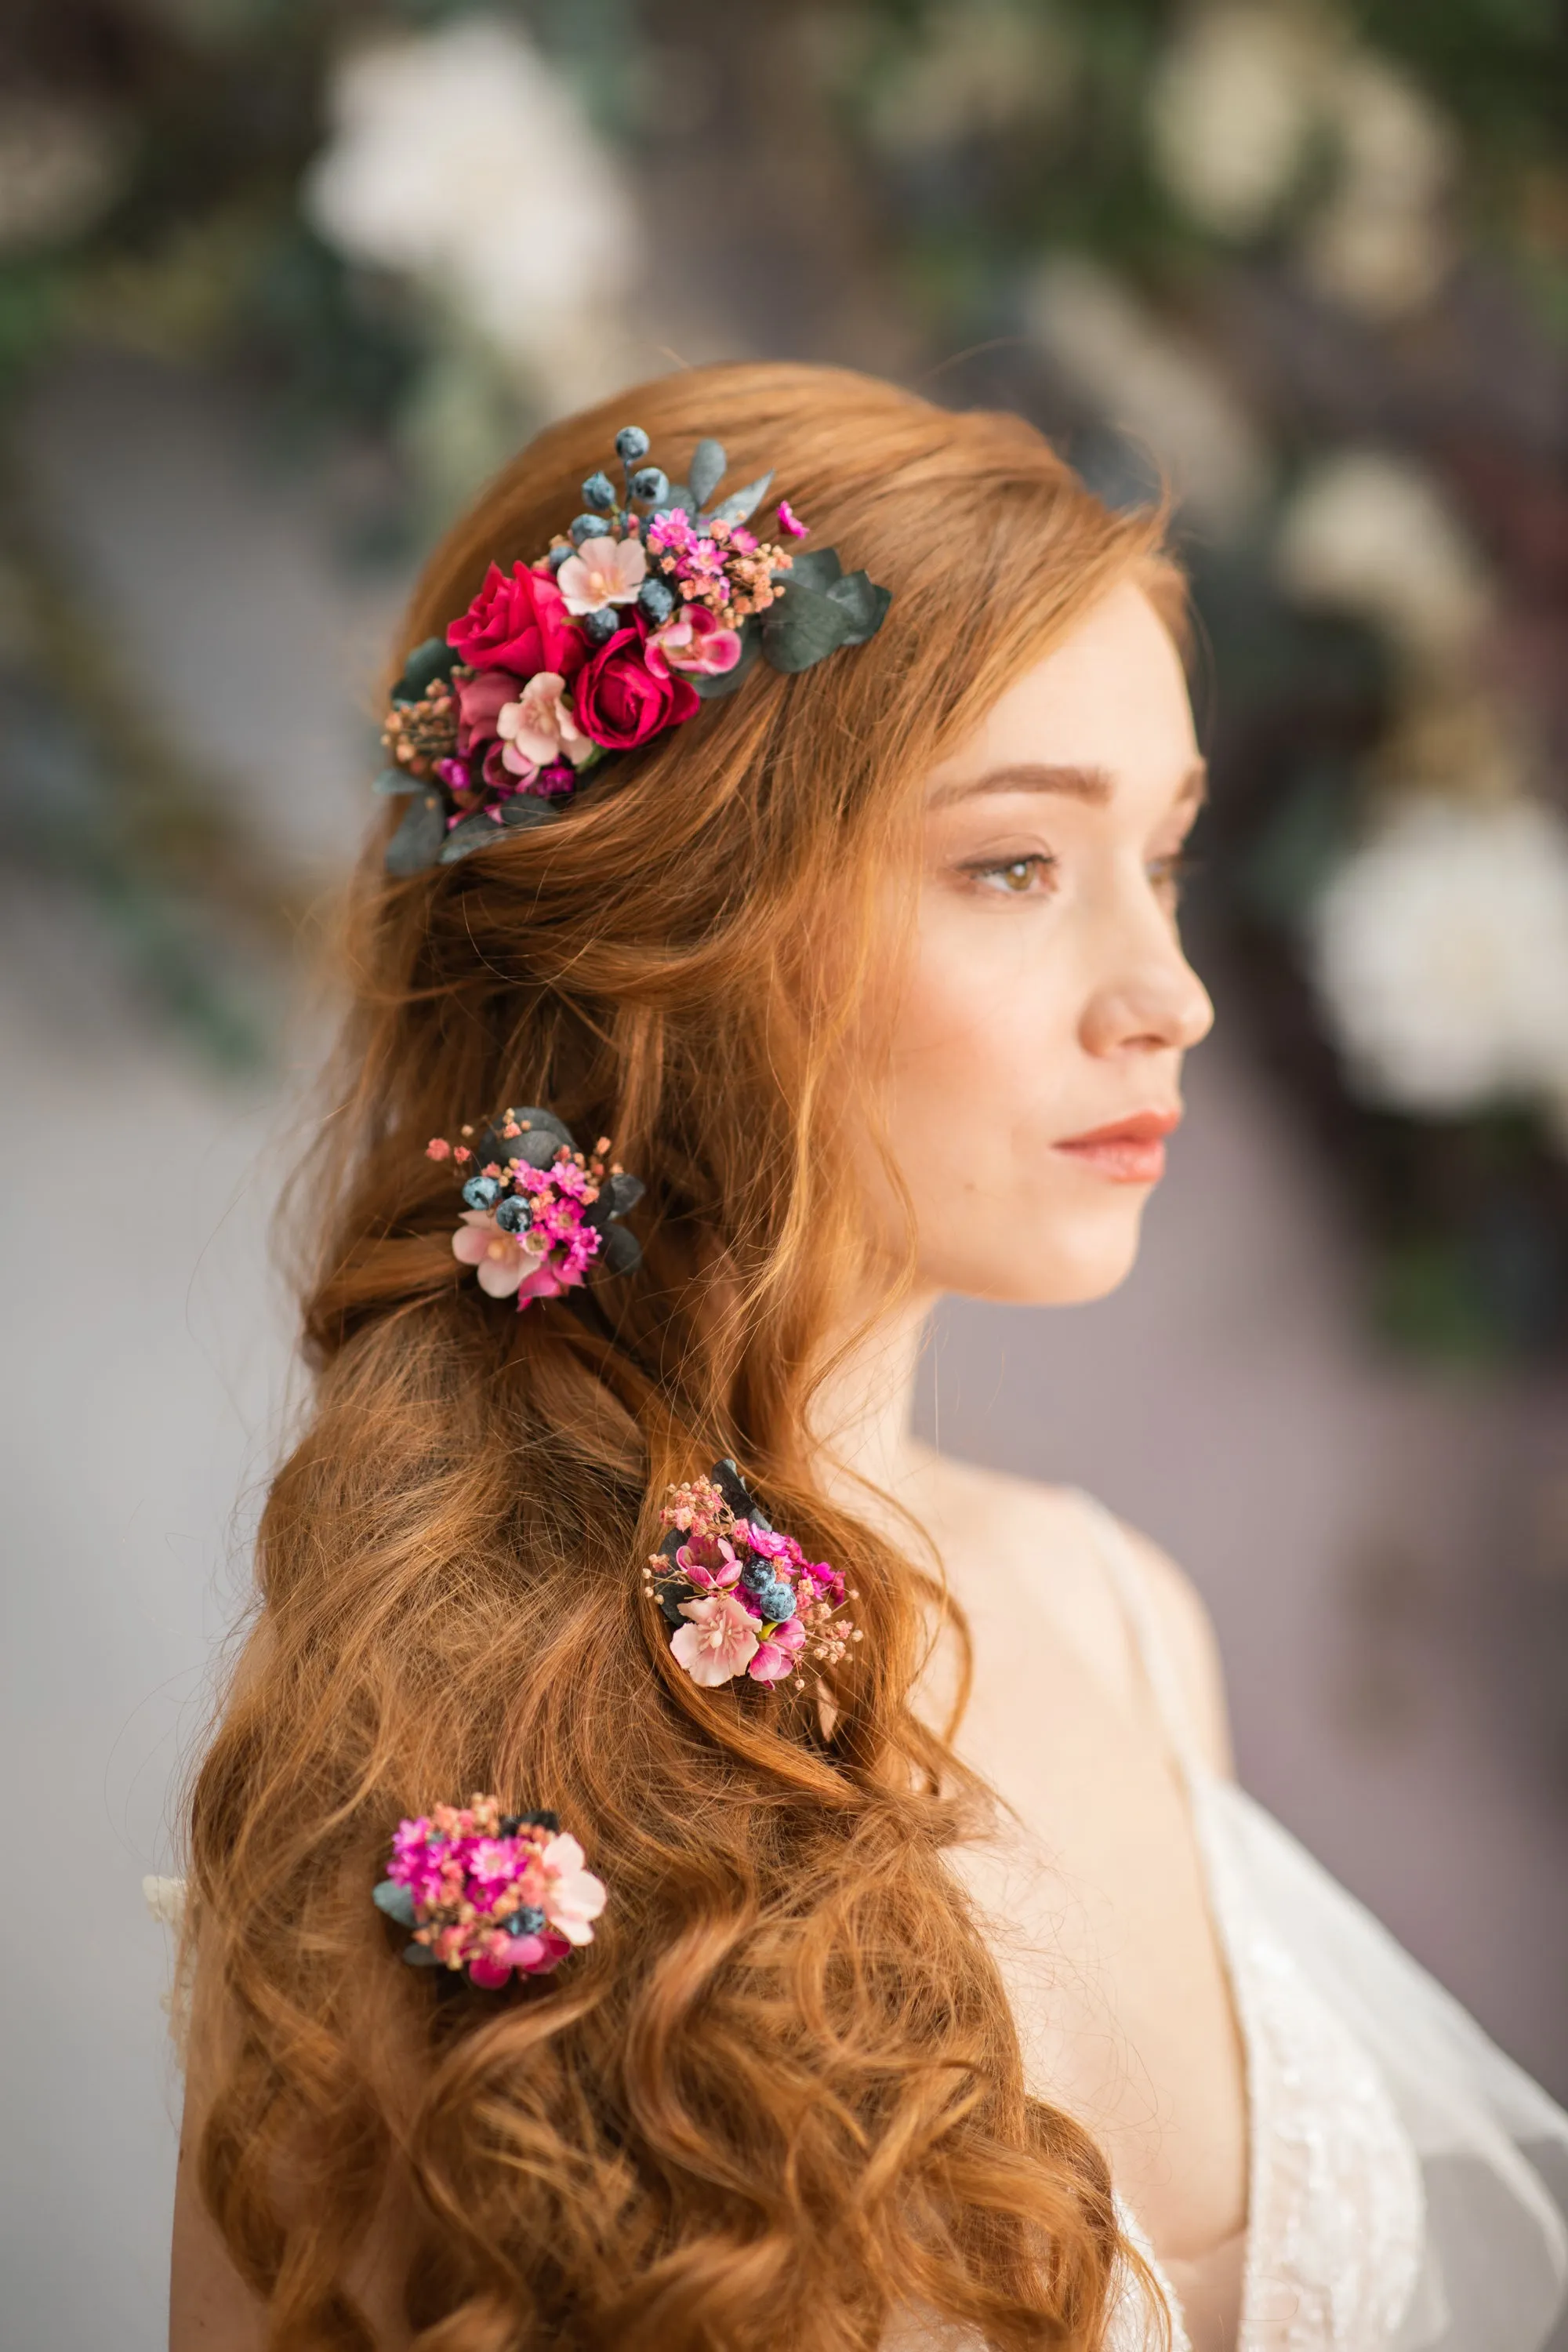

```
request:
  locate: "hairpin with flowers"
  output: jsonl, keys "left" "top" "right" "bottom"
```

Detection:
{"left": 378, "top": 426, "right": 892, "bottom": 873}
{"left": 373, "top": 1796, "right": 606, "bottom": 1991}
{"left": 426, "top": 1105, "right": 644, "bottom": 1309}
{"left": 644, "top": 1457, "right": 863, "bottom": 1690}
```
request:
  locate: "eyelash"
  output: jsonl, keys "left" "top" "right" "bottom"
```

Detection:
{"left": 964, "top": 852, "right": 1202, "bottom": 901}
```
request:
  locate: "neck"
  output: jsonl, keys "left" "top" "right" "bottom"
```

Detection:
{"left": 809, "top": 1287, "right": 938, "bottom": 1516}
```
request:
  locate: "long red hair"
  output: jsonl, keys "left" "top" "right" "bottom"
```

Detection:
{"left": 187, "top": 361, "right": 1169, "bottom": 2350}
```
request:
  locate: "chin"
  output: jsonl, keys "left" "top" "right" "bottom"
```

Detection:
{"left": 929, "top": 1199, "right": 1151, "bottom": 1309}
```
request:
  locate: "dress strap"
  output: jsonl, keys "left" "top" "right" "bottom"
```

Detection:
{"left": 1065, "top": 1488, "right": 1207, "bottom": 1783}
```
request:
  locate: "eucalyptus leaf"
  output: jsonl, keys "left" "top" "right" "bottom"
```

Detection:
{"left": 392, "top": 636, "right": 458, "bottom": 706}
{"left": 826, "top": 569, "right": 892, "bottom": 644}
{"left": 600, "top": 1221, "right": 642, "bottom": 1276}
{"left": 779, "top": 546, "right": 843, "bottom": 593}
{"left": 500, "top": 793, "right": 567, "bottom": 830}
{"left": 372, "top": 768, "right": 419, "bottom": 796}
{"left": 761, "top": 582, "right": 854, "bottom": 673}
{"left": 661, "top": 484, "right": 699, "bottom": 519}
{"left": 691, "top": 620, "right": 763, "bottom": 699}
{"left": 372, "top": 1880, "right": 417, "bottom": 1928}
{"left": 702, "top": 470, "right": 773, "bottom": 528}
{"left": 688, "top": 438, "right": 727, "bottom": 508}
{"left": 401, "top": 1942, "right": 441, "bottom": 1967}
{"left": 604, "top": 1171, "right": 645, "bottom": 1214}
{"left": 437, "top": 811, "right": 509, "bottom": 863}
{"left": 385, "top": 790, "right": 446, "bottom": 876}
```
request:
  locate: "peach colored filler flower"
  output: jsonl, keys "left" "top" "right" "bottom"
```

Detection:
{"left": 557, "top": 535, "right": 647, "bottom": 615}
{"left": 496, "top": 672, "right": 595, "bottom": 776}
{"left": 452, "top": 1207, "right": 547, "bottom": 1298}
{"left": 670, "top": 1591, "right": 760, "bottom": 1686}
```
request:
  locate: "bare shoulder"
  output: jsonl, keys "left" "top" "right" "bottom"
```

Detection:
{"left": 1110, "top": 1516, "right": 1235, "bottom": 1778}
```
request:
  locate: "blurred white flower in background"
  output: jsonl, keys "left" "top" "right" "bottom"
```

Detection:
{"left": 304, "top": 15, "right": 637, "bottom": 417}
{"left": 1274, "top": 450, "right": 1490, "bottom": 664}
{"left": 1303, "top": 53, "right": 1456, "bottom": 319}
{"left": 1310, "top": 796, "right": 1568, "bottom": 1118}
{"left": 1024, "top": 256, "right": 1269, "bottom": 539}
{"left": 1148, "top": 5, "right": 1455, "bottom": 319}
{"left": 1146, "top": 6, "right": 1318, "bottom": 238}
{"left": 862, "top": 0, "right": 1077, "bottom": 153}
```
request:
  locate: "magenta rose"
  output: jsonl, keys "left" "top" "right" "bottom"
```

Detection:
{"left": 447, "top": 562, "right": 584, "bottom": 680}
{"left": 573, "top": 625, "right": 700, "bottom": 750}
{"left": 454, "top": 668, "right": 517, "bottom": 753}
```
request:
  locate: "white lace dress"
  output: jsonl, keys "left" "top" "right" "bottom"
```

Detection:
{"left": 1072, "top": 1494, "right": 1568, "bottom": 2352}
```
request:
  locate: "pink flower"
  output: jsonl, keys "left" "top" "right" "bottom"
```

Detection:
{"left": 467, "top": 1951, "right": 513, "bottom": 1990}
{"left": 496, "top": 671, "right": 594, "bottom": 778}
{"left": 500, "top": 1926, "right": 570, "bottom": 1976}
{"left": 557, "top": 534, "right": 646, "bottom": 615}
{"left": 540, "top": 1832, "right": 607, "bottom": 1945}
{"left": 670, "top": 1591, "right": 760, "bottom": 1686}
{"left": 573, "top": 626, "right": 700, "bottom": 750}
{"left": 737, "top": 1523, "right": 796, "bottom": 1563}
{"left": 454, "top": 668, "right": 518, "bottom": 754}
{"left": 426, "top": 1138, "right": 452, "bottom": 1161}
{"left": 452, "top": 1207, "right": 549, "bottom": 1298}
{"left": 748, "top": 1615, "right": 807, "bottom": 1683}
{"left": 776, "top": 500, "right": 808, "bottom": 538}
{"left": 447, "top": 562, "right": 584, "bottom": 678}
{"left": 677, "top": 1534, "right": 742, "bottom": 1591}
{"left": 645, "top": 605, "right": 742, "bottom": 679}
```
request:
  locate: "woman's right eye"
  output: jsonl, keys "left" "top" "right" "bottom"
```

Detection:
{"left": 967, "top": 853, "right": 1058, "bottom": 896}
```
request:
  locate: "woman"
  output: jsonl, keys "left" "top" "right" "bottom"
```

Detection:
{"left": 172, "top": 363, "right": 1568, "bottom": 2351}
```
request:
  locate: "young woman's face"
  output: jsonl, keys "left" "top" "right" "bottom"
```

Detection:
{"left": 884, "top": 579, "right": 1213, "bottom": 1306}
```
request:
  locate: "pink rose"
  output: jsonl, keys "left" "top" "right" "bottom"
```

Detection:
{"left": 645, "top": 605, "right": 742, "bottom": 679}
{"left": 454, "top": 668, "right": 517, "bottom": 753}
{"left": 748, "top": 1615, "right": 806, "bottom": 1683}
{"left": 447, "top": 562, "right": 584, "bottom": 679}
{"left": 574, "top": 624, "right": 700, "bottom": 750}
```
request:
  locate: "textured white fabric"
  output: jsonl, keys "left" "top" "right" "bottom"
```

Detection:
{"left": 1079, "top": 1492, "right": 1568, "bottom": 2352}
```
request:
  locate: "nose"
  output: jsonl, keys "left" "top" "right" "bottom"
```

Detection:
{"left": 1080, "top": 917, "right": 1214, "bottom": 1061}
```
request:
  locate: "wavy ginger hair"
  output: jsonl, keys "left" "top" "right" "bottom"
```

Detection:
{"left": 187, "top": 361, "right": 1172, "bottom": 2351}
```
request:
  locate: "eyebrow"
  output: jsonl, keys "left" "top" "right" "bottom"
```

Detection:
{"left": 930, "top": 759, "right": 1209, "bottom": 809}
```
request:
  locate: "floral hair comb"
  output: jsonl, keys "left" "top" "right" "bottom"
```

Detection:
{"left": 644, "top": 1457, "right": 862, "bottom": 1689}
{"left": 427, "top": 1105, "right": 643, "bottom": 1308}
{"left": 373, "top": 1795, "right": 606, "bottom": 1990}
{"left": 379, "top": 424, "right": 892, "bottom": 873}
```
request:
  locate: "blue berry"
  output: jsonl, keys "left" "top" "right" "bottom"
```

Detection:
{"left": 463, "top": 1174, "right": 502, "bottom": 1210}
{"left": 581, "top": 607, "right": 619, "bottom": 645}
{"left": 637, "top": 577, "right": 677, "bottom": 624}
{"left": 739, "top": 1558, "right": 771, "bottom": 1592}
{"left": 756, "top": 1577, "right": 796, "bottom": 1622}
{"left": 581, "top": 470, "right": 618, "bottom": 512}
{"left": 546, "top": 543, "right": 572, "bottom": 572}
{"left": 494, "top": 1194, "right": 530, "bottom": 1234}
{"left": 630, "top": 466, "right": 669, "bottom": 506}
{"left": 569, "top": 513, "right": 612, "bottom": 546}
{"left": 500, "top": 1904, "right": 546, "bottom": 1937}
{"left": 615, "top": 425, "right": 650, "bottom": 463}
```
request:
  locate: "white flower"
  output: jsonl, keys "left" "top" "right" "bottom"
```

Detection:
{"left": 1023, "top": 256, "right": 1269, "bottom": 539}
{"left": 497, "top": 673, "right": 594, "bottom": 774}
{"left": 1301, "top": 55, "right": 1456, "bottom": 318}
{"left": 1146, "top": 7, "right": 1319, "bottom": 238}
{"left": 303, "top": 16, "right": 634, "bottom": 408}
{"left": 1309, "top": 795, "right": 1568, "bottom": 1116}
{"left": 557, "top": 535, "right": 646, "bottom": 615}
{"left": 0, "top": 97, "right": 124, "bottom": 255}
{"left": 862, "top": 0, "right": 1076, "bottom": 154}
{"left": 1274, "top": 452, "right": 1490, "bottom": 663}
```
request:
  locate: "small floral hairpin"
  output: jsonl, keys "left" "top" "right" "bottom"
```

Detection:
{"left": 378, "top": 423, "right": 892, "bottom": 873}
{"left": 372, "top": 1796, "right": 606, "bottom": 1991}
{"left": 427, "top": 1105, "right": 644, "bottom": 1309}
{"left": 643, "top": 1457, "right": 862, "bottom": 1689}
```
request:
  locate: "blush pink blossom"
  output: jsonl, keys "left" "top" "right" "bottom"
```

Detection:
{"left": 670, "top": 1591, "right": 760, "bottom": 1686}
{"left": 557, "top": 534, "right": 647, "bottom": 615}
{"left": 644, "top": 605, "right": 742, "bottom": 679}
{"left": 541, "top": 1832, "right": 608, "bottom": 1945}
{"left": 496, "top": 671, "right": 594, "bottom": 778}
{"left": 452, "top": 1207, "right": 548, "bottom": 1298}
{"left": 748, "top": 1615, "right": 807, "bottom": 1682}
{"left": 454, "top": 668, "right": 517, "bottom": 753}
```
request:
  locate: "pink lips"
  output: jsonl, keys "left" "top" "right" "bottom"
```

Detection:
{"left": 1052, "top": 1107, "right": 1182, "bottom": 1185}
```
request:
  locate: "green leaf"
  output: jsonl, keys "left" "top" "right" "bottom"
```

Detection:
{"left": 438, "top": 811, "right": 508, "bottom": 862}
{"left": 660, "top": 484, "right": 699, "bottom": 519}
{"left": 761, "top": 582, "right": 854, "bottom": 673}
{"left": 703, "top": 470, "right": 773, "bottom": 528}
{"left": 372, "top": 767, "right": 418, "bottom": 795}
{"left": 384, "top": 790, "right": 446, "bottom": 875}
{"left": 691, "top": 619, "right": 763, "bottom": 699}
{"left": 372, "top": 1880, "right": 417, "bottom": 1928}
{"left": 392, "top": 635, "right": 458, "bottom": 705}
{"left": 688, "top": 437, "right": 727, "bottom": 507}
{"left": 499, "top": 794, "right": 566, "bottom": 830}
{"left": 780, "top": 546, "right": 843, "bottom": 593}
{"left": 826, "top": 570, "right": 892, "bottom": 644}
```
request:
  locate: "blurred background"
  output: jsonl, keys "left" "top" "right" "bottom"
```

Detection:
{"left": 2, "top": 2, "right": 1566, "bottom": 2342}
